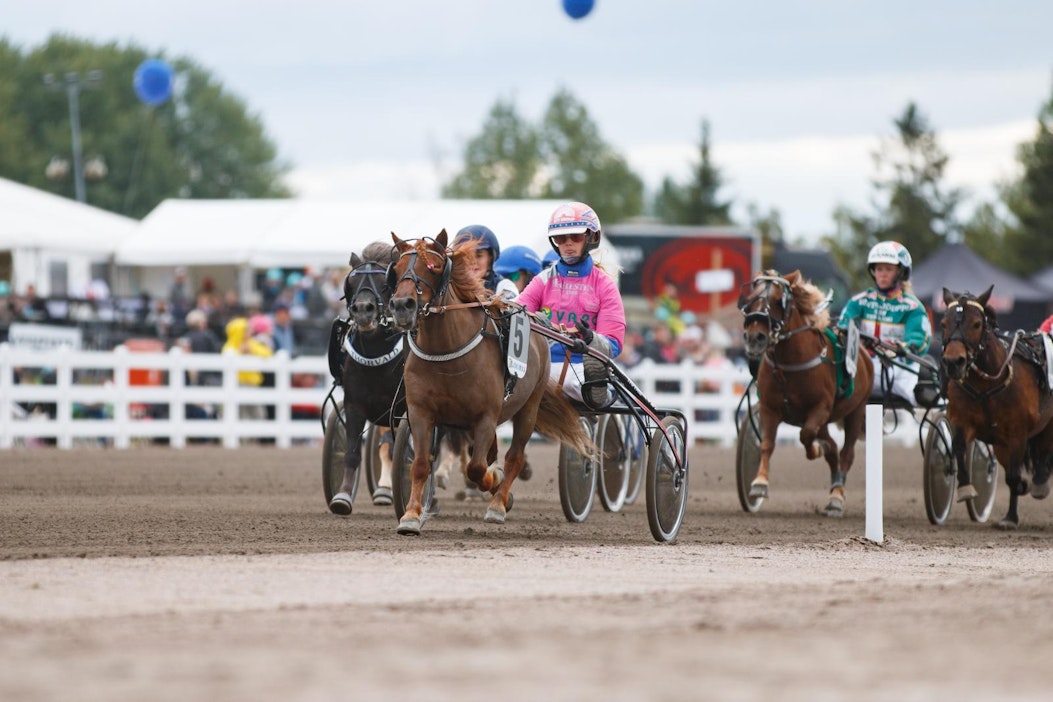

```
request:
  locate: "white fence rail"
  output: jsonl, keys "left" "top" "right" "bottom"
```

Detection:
{"left": 0, "top": 344, "right": 920, "bottom": 449}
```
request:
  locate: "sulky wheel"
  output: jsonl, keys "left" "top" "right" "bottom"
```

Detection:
{"left": 558, "top": 416, "right": 598, "bottom": 523}
{"left": 390, "top": 420, "right": 436, "bottom": 522}
{"left": 622, "top": 414, "right": 648, "bottom": 506}
{"left": 322, "top": 401, "right": 360, "bottom": 511}
{"left": 597, "top": 413, "right": 630, "bottom": 513}
{"left": 735, "top": 405, "right": 764, "bottom": 513}
{"left": 922, "top": 410, "right": 956, "bottom": 526}
{"left": 646, "top": 415, "right": 688, "bottom": 543}
{"left": 966, "top": 440, "right": 998, "bottom": 523}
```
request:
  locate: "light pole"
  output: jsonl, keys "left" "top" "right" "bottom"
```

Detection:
{"left": 43, "top": 70, "right": 102, "bottom": 203}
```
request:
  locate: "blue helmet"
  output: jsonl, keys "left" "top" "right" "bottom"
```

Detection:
{"left": 542, "top": 250, "right": 559, "bottom": 269}
{"left": 454, "top": 224, "right": 500, "bottom": 259}
{"left": 494, "top": 246, "right": 543, "bottom": 276}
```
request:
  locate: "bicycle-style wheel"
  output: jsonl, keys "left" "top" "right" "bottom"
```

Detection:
{"left": 735, "top": 405, "right": 764, "bottom": 513}
{"left": 622, "top": 414, "right": 648, "bottom": 505}
{"left": 966, "top": 440, "right": 998, "bottom": 523}
{"left": 597, "top": 413, "right": 630, "bottom": 513}
{"left": 363, "top": 423, "right": 383, "bottom": 496}
{"left": 922, "top": 411, "right": 956, "bottom": 526}
{"left": 390, "top": 420, "right": 436, "bottom": 521}
{"left": 646, "top": 415, "right": 688, "bottom": 543}
{"left": 558, "top": 417, "right": 598, "bottom": 523}
{"left": 322, "top": 402, "right": 360, "bottom": 511}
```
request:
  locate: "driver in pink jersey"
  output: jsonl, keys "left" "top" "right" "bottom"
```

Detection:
{"left": 517, "top": 202, "right": 626, "bottom": 409}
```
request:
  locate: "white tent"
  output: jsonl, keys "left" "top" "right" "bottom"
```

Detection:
{"left": 117, "top": 198, "right": 572, "bottom": 268}
{"left": 0, "top": 177, "right": 138, "bottom": 296}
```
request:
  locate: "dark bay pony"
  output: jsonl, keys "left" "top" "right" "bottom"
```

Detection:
{"left": 940, "top": 286, "right": 1053, "bottom": 528}
{"left": 328, "top": 241, "right": 407, "bottom": 515}
{"left": 387, "top": 230, "right": 592, "bottom": 535}
{"left": 740, "top": 270, "right": 874, "bottom": 516}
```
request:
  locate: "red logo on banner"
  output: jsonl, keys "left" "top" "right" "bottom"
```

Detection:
{"left": 641, "top": 238, "right": 753, "bottom": 313}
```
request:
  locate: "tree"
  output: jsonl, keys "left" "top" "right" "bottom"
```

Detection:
{"left": 442, "top": 88, "right": 644, "bottom": 224}
{"left": 997, "top": 82, "right": 1053, "bottom": 276}
{"left": 441, "top": 98, "right": 540, "bottom": 199}
{"left": 0, "top": 35, "right": 290, "bottom": 218}
{"left": 823, "top": 102, "right": 963, "bottom": 290}
{"left": 653, "top": 119, "right": 733, "bottom": 226}
{"left": 537, "top": 89, "right": 644, "bottom": 223}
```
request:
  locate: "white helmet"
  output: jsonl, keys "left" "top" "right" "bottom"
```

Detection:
{"left": 867, "top": 241, "right": 912, "bottom": 281}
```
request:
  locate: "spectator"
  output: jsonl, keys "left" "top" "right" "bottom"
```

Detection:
{"left": 222, "top": 316, "right": 273, "bottom": 422}
{"left": 640, "top": 322, "right": 679, "bottom": 364}
{"left": 168, "top": 267, "right": 191, "bottom": 315}
{"left": 260, "top": 268, "right": 284, "bottom": 312}
{"left": 181, "top": 308, "right": 222, "bottom": 425}
{"left": 272, "top": 301, "right": 296, "bottom": 356}
{"left": 19, "top": 284, "right": 50, "bottom": 323}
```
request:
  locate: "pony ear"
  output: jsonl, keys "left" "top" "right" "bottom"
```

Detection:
{"left": 784, "top": 270, "right": 801, "bottom": 284}
{"left": 391, "top": 232, "right": 409, "bottom": 251}
{"left": 349, "top": 252, "right": 363, "bottom": 267}
{"left": 436, "top": 228, "right": 448, "bottom": 249}
{"left": 942, "top": 288, "right": 957, "bottom": 305}
{"left": 977, "top": 285, "right": 994, "bottom": 307}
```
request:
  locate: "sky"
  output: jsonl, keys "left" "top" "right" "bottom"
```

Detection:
{"left": 7, "top": 1, "right": 1053, "bottom": 244}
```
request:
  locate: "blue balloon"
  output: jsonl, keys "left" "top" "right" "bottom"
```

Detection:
{"left": 134, "top": 59, "right": 174, "bottom": 106}
{"left": 562, "top": 0, "right": 595, "bottom": 20}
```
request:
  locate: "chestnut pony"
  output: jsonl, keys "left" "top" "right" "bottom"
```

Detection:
{"left": 387, "top": 230, "right": 592, "bottom": 535}
{"left": 740, "top": 270, "right": 874, "bottom": 516}
{"left": 940, "top": 286, "right": 1053, "bottom": 529}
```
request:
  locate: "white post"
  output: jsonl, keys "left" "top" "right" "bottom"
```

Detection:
{"left": 865, "top": 404, "right": 883, "bottom": 543}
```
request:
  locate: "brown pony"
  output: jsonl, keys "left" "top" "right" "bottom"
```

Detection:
{"left": 740, "top": 270, "right": 874, "bottom": 516}
{"left": 387, "top": 230, "right": 593, "bottom": 535}
{"left": 940, "top": 286, "right": 1053, "bottom": 529}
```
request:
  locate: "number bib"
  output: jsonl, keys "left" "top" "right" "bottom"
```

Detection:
{"left": 507, "top": 310, "right": 530, "bottom": 378}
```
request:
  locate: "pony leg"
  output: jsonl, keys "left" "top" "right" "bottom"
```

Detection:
{"left": 825, "top": 407, "right": 864, "bottom": 519}
{"left": 372, "top": 427, "right": 393, "bottom": 506}
{"left": 396, "top": 418, "right": 434, "bottom": 536}
{"left": 952, "top": 428, "right": 978, "bottom": 503}
{"left": 998, "top": 447, "right": 1028, "bottom": 530}
{"left": 330, "top": 412, "right": 365, "bottom": 516}
{"left": 749, "top": 409, "right": 779, "bottom": 499}
{"left": 484, "top": 414, "right": 537, "bottom": 524}
{"left": 433, "top": 435, "right": 454, "bottom": 490}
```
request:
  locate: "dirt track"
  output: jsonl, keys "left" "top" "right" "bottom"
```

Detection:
{"left": 3, "top": 441, "right": 1053, "bottom": 701}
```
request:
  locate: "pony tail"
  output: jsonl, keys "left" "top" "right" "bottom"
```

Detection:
{"left": 533, "top": 381, "right": 597, "bottom": 457}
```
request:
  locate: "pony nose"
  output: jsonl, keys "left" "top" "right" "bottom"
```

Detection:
{"left": 944, "top": 354, "right": 966, "bottom": 378}
{"left": 389, "top": 296, "right": 416, "bottom": 316}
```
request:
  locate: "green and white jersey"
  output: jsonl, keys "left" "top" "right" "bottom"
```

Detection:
{"left": 837, "top": 287, "right": 932, "bottom": 355}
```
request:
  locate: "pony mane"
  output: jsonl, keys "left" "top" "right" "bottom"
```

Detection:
{"left": 786, "top": 273, "right": 830, "bottom": 330}
{"left": 446, "top": 236, "right": 489, "bottom": 303}
{"left": 361, "top": 240, "right": 396, "bottom": 264}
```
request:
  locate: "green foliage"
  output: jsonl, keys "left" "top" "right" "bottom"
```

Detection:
{"left": 443, "top": 88, "right": 644, "bottom": 224}
{"left": 825, "top": 102, "right": 962, "bottom": 290}
{"left": 441, "top": 99, "right": 540, "bottom": 199}
{"left": 0, "top": 34, "right": 289, "bottom": 218}
{"left": 653, "top": 120, "right": 733, "bottom": 226}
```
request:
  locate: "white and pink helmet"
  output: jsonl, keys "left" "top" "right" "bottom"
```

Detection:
{"left": 547, "top": 201, "right": 602, "bottom": 257}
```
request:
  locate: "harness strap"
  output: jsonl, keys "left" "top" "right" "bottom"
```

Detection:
{"left": 344, "top": 335, "right": 404, "bottom": 367}
{"left": 557, "top": 354, "right": 571, "bottom": 392}
{"left": 407, "top": 321, "right": 486, "bottom": 362}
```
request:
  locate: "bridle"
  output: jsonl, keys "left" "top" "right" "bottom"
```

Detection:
{"left": 740, "top": 274, "right": 829, "bottom": 373}
{"left": 942, "top": 296, "right": 1017, "bottom": 389}
{"left": 345, "top": 260, "right": 393, "bottom": 329}
{"left": 386, "top": 238, "right": 452, "bottom": 316}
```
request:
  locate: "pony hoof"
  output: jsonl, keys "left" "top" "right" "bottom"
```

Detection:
{"left": 748, "top": 482, "right": 768, "bottom": 499}
{"left": 396, "top": 517, "right": 421, "bottom": 536}
{"left": 824, "top": 497, "right": 844, "bottom": 518}
{"left": 328, "top": 493, "right": 353, "bottom": 516}
{"left": 372, "top": 487, "right": 393, "bottom": 506}
{"left": 1032, "top": 482, "right": 1050, "bottom": 500}
{"left": 956, "top": 484, "right": 978, "bottom": 503}
{"left": 483, "top": 508, "right": 506, "bottom": 524}
{"left": 519, "top": 462, "right": 533, "bottom": 481}
{"left": 506, "top": 493, "right": 514, "bottom": 512}
{"left": 995, "top": 519, "right": 1020, "bottom": 531}
{"left": 436, "top": 474, "right": 448, "bottom": 490}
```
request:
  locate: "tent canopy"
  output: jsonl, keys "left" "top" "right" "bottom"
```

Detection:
{"left": 912, "top": 243, "right": 1052, "bottom": 312}
{"left": 0, "top": 177, "right": 138, "bottom": 253}
{"left": 115, "top": 198, "right": 596, "bottom": 269}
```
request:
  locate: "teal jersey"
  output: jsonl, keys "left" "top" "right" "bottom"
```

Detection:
{"left": 837, "top": 287, "right": 932, "bottom": 355}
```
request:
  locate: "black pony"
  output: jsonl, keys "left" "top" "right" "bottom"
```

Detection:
{"left": 327, "top": 241, "right": 407, "bottom": 514}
